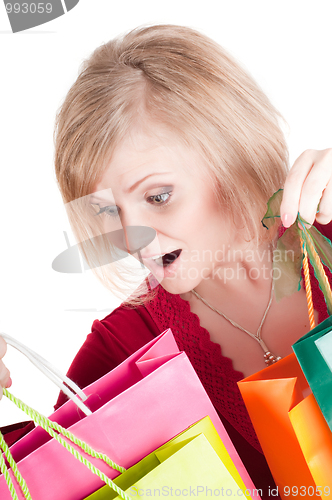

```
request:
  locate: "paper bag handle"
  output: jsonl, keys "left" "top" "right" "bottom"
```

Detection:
{"left": 0, "top": 335, "right": 131, "bottom": 500}
{"left": 300, "top": 229, "right": 332, "bottom": 330}
{"left": 0, "top": 332, "right": 91, "bottom": 416}
{"left": 0, "top": 430, "right": 31, "bottom": 500}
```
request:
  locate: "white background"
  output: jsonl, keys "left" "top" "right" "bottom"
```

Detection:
{"left": 0, "top": 0, "right": 331, "bottom": 426}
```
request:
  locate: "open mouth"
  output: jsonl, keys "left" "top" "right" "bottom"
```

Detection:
{"left": 151, "top": 249, "right": 182, "bottom": 267}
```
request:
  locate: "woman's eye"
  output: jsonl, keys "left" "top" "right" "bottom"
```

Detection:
{"left": 94, "top": 205, "right": 120, "bottom": 217}
{"left": 146, "top": 192, "right": 171, "bottom": 205}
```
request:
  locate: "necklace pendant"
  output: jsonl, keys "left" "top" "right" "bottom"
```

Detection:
{"left": 264, "top": 351, "right": 282, "bottom": 367}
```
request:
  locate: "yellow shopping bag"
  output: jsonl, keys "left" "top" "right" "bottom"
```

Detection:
{"left": 85, "top": 416, "right": 258, "bottom": 499}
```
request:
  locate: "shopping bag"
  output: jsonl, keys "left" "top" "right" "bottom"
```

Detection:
{"left": 240, "top": 190, "right": 332, "bottom": 497}
{"left": 238, "top": 353, "right": 319, "bottom": 499}
{"left": 0, "top": 329, "right": 256, "bottom": 500}
{"left": 292, "top": 316, "right": 332, "bottom": 430}
{"left": 289, "top": 393, "right": 332, "bottom": 495}
{"left": 84, "top": 417, "right": 256, "bottom": 500}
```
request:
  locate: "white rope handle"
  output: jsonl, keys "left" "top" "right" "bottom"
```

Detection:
{"left": 0, "top": 333, "right": 92, "bottom": 416}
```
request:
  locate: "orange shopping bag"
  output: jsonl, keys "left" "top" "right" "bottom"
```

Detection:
{"left": 289, "top": 393, "right": 332, "bottom": 495}
{"left": 238, "top": 353, "right": 331, "bottom": 499}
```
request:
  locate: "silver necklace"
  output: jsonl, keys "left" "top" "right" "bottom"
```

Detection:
{"left": 191, "top": 277, "right": 282, "bottom": 367}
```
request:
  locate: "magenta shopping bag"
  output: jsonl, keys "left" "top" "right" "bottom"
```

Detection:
{"left": 0, "top": 329, "right": 256, "bottom": 500}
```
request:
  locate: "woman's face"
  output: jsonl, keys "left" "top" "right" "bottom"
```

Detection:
{"left": 90, "top": 125, "right": 240, "bottom": 295}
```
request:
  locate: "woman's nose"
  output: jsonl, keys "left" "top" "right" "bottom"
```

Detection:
{"left": 120, "top": 209, "right": 156, "bottom": 254}
{"left": 120, "top": 207, "right": 143, "bottom": 230}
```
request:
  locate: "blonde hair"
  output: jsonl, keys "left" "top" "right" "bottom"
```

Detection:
{"left": 54, "top": 24, "right": 288, "bottom": 302}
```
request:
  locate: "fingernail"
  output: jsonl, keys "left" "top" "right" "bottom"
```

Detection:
{"left": 281, "top": 213, "right": 295, "bottom": 228}
{"left": 6, "top": 377, "right": 12, "bottom": 388}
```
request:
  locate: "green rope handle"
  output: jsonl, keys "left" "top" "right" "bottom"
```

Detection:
{"left": 0, "top": 429, "right": 32, "bottom": 500}
{"left": 1, "top": 389, "right": 131, "bottom": 500}
{"left": 0, "top": 442, "right": 19, "bottom": 500}
{"left": 298, "top": 219, "right": 332, "bottom": 315}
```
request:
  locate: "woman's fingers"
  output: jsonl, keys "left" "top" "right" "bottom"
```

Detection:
{"left": 298, "top": 153, "right": 332, "bottom": 225}
{"left": 0, "top": 336, "right": 7, "bottom": 359}
{"left": 281, "top": 149, "right": 332, "bottom": 227}
{"left": 0, "top": 363, "right": 10, "bottom": 386}
{"left": 315, "top": 179, "right": 332, "bottom": 225}
{"left": 0, "top": 336, "right": 11, "bottom": 400}
{"left": 0, "top": 363, "right": 11, "bottom": 400}
{"left": 281, "top": 149, "right": 315, "bottom": 227}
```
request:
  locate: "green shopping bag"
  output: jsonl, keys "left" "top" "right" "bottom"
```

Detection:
{"left": 293, "top": 315, "right": 332, "bottom": 431}
{"left": 84, "top": 417, "right": 256, "bottom": 500}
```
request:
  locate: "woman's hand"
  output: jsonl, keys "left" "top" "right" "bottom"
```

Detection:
{"left": 280, "top": 148, "right": 332, "bottom": 228}
{"left": 0, "top": 336, "right": 11, "bottom": 400}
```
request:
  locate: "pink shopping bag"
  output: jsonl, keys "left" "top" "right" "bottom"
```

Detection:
{"left": 0, "top": 329, "right": 257, "bottom": 500}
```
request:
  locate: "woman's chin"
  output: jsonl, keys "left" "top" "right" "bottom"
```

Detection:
{"left": 146, "top": 260, "right": 206, "bottom": 295}
{"left": 157, "top": 276, "right": 200, "bottom": 295}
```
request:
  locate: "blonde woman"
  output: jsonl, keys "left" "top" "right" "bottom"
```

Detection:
{"left": 1, "top": 25, "right": 332, "bottom": 495}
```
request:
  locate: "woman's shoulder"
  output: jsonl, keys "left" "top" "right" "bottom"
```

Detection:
{"left": 91, "top": 293, "right": 162, "bottom": 354}
{"left": 95, "top": 281, "right": 184, "bottom": 339}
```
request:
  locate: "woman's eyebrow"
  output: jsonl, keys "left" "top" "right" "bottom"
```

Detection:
{"left": 89, "top": 172, "right": 172, "bottom": 202}
{"left": 125, "top": 172, "right": 170, "bottom": 193}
